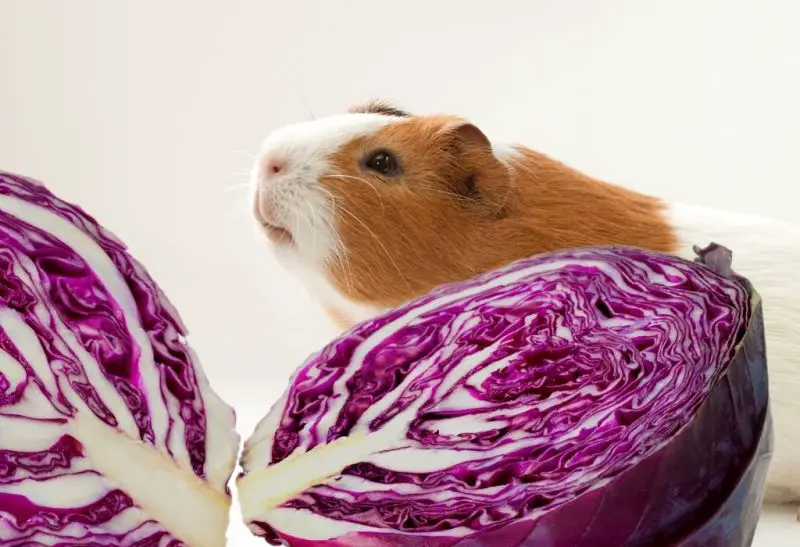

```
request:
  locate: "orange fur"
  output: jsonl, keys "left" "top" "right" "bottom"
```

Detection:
{"left": 321, "top": 112, "right": 677, "bottom": 314}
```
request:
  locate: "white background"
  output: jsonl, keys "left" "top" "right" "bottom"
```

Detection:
{"left": 1, "top": 0, "right": 798, "bottom": 544}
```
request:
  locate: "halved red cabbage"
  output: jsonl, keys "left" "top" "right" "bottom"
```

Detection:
{"left": 238, "top": 245, "right": 770, "bottom": 546}
{"left": 0, "top": 171, "right": 239, "bottom": 547}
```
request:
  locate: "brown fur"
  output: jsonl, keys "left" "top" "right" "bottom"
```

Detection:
{"left": 320, "top": 110, "right": 678, "bottom": 319}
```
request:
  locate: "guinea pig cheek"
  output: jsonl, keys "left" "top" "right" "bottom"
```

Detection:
{"left": 262, "top": 179, "right": 340, "bottom": 269}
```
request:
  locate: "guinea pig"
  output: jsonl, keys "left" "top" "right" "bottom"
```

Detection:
{"left": 249, "top": 100, "right": 800, "bottom": 510}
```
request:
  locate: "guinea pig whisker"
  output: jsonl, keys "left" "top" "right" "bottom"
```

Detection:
{"left": 222, "top": 181, "right": 252, "bottom": 193}
{"left": 226, "top": 170, "right": 253, "bottom": 178}
{"left": 286, "top": 183, "right": 302, "bottom": 221}
{"left": 331, "top": 236, "right": 357, "bottom": 298}
{"left": 321, "top": 191, "right": 413, "bottom": 294}
{"left": 318, "top": 194, "right": 360, "bottom": 300}
{"left": 232, "top": 149, "right": 257, "bottom": 160}
{"left": 339, "top": 254, "right": 357, "bottom": 299}
{"left": 300, "top": 194, "right": 324, "bottom": 258}
{"left": 306, "top": 104, "right": 317, "bottom": 121}
{"left": 327, "top": 173, "right": 386, "bottom": 213}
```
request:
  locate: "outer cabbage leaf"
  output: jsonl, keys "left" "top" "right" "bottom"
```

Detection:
{"left": 239, "top": 245, "right": 770, "bottom": 547}
{"left": 0, "top": 171, "right": 239, "bottom": 547}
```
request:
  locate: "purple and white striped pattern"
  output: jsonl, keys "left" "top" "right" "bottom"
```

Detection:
{"left": 0, "top": 171, "right": 238, "bottom": 547}
{"left": 240, "top": 246, "right": 752, "bottom": 545}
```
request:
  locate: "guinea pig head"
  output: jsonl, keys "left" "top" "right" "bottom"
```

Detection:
{"left": 251, "top": 103, "right": 514, "bottom": 318}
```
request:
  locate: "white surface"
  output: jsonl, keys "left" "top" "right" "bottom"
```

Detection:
{"left": 1, "top": 0, "right": 798, "bottom": 545}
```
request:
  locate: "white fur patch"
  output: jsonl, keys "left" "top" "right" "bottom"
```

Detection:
{"left": 293, "top": 267, "right": 384, "bottom": 325}
{"left": 490, "top": 141, "right": 523, "bottom": 162}
{"left": 667, "top": 202, "right": 800, "bottom": 503}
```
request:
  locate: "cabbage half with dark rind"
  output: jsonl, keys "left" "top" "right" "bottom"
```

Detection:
{"left": 0, "top": 171, "right": 240, "bottom": 547}
{"left": 238, "top": 244, "right": 771, "bottom": 546}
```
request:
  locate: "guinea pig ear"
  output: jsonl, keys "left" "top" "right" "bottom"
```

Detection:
{"left": 445, "top": 121, "right": 493, "bottom": 150}
{"left": 442, "top": 120, "right": 511, "bottom": 217}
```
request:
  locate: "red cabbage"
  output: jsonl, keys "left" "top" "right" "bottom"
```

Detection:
{"left": 0, "top": 171, "right": 239, "bottom": 547}
{"left": 238, "top": 245, "right": 770, "bottom": 546}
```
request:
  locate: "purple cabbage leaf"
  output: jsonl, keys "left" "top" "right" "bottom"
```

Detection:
{"left": 238, "top": 245, "right": 770, "bottom": 547}
{"left": 0, "top": 171, "right": 240, "bottom": 547}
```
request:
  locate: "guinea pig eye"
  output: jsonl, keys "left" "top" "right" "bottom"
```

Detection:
{"left": 364, "top": 150, "right": 400, "bottom": 176}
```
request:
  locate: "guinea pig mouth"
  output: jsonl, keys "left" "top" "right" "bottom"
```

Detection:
{"left": 260, "top": 221, "right": 294, "bottom": 245}
{"left": 253, "top": 198, "right": 294, "bottom": 245}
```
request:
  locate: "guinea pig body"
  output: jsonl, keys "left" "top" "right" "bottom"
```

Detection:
{"left": 250, "top": 101, "right": 800, "bottom": 507}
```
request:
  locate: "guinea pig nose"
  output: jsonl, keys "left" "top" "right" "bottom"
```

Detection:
{"left": 264, "top": 157, "right": 286, "bottom": 177}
